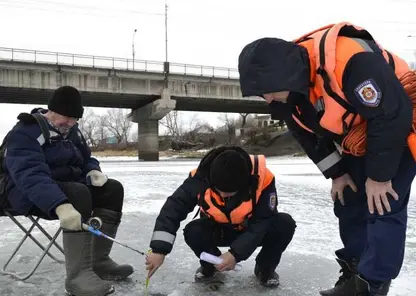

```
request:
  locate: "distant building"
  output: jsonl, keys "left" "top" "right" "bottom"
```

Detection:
{"left": 254, "top": 115, "right": 277, "bottom": 128}
{"left": 105, "top": 136, "right": 117, "bottom": 144}
{"left": 409, "top": 60, "right": 416, "bottom": 70}
{"left": 97, "top": 136, "right": 117, "bottom": 145}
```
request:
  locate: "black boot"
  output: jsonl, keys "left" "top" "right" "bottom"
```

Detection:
{"left": 356, "top": 275, "right": 391, "bottom": 296}
{"left": 254, "top": 263, "right": 280, "bottom": 288}
{"left": 319, "top": 257, "right": 358, "bottom": 295}
{"left": 194, "top": 264, "right": 217, "bottom": 283}
{"left": 92, "top": 208, "right": 134, "bottom": 281}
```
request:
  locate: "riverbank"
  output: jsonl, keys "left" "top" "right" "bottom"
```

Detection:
{"left": 92, "top": 131, "right": 306, "bottom": 159}
{"left": 92, "top": 149, "right": 209, "bottom": 159}
{"left": 92, "top": 148, "right": 306, "bottom": 159}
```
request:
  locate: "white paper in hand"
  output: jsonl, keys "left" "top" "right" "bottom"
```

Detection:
{"left": 200, "top": 252, "right": 242, "bottom": 271}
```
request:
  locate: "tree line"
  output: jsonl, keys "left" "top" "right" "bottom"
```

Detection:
{"left": 78, "top": 108, "right": 287, "bottom": 151}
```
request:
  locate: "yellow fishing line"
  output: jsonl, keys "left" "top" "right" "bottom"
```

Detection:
{"left": 144, "top": 249, "right": 152, "bottom": 296}
{"left": 144, "top": 277, "right": 150, "bottom": 296}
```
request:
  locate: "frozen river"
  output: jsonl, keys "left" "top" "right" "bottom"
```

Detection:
{"left": 0, "top": 156, "right": 415, "bottom": 295}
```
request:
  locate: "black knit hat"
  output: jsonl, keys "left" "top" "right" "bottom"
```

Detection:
{"left": 210, "top": 150, "right": 251, "bottom": 193}
{"left": 48, "top": 86, "right": 84, "bottom": 118}
{"left": 238, "top": 37, "right": 310, "bottom": 98}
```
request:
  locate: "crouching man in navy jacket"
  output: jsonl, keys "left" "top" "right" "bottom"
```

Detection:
{"left": 2, "top": 86, "right": 133, "bottom": 296}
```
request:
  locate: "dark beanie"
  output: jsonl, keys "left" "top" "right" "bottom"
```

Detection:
{"left": 210, "top": 150, "right": 251, "bottom": 192}
{"left": 48, "top": 86, "right": 84, "bottom": 118}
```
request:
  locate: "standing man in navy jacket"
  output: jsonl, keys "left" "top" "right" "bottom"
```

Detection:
{"left": 2, "top": 86, "right": 133, "bottom": 296}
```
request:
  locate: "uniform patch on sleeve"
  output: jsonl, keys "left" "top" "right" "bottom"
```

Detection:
{"left": 269, "top": 193, "right": 277, "bottom": 210}
{"left": 353, "top": 78, "right": 382, "bottom": 107}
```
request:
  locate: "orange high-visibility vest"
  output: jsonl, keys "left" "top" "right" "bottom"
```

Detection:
{"left": 291, "top": 22, "right": 410, "bottom": 136}
{"left": 190, "top": 154, "right": 274, "bottom": 230}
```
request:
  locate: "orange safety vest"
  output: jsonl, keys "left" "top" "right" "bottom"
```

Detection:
{"left": 190, "top": 154, "right": 275, "bottom": 230}
{"left": 292, "top": 22, "right": 410, "bottom": 136}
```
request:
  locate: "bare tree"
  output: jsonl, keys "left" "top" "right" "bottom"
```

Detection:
{"left": 184, "top": 118, "right": 213, "bottom": 143}
{"left": 183, "top": 113, "right": 202, "bottom": 134}
{"left": 239, "top": 113, "right": 250, "bottom": 128}
{"left": 102, "top": 109, "right": 133, "bottom": 144}
{"left": 160, "top": 110, "right": 182, "bottom": 139}
{"left": 218, "top": 113, "right": 238, "bottom": 144}
{"left": 78, "top": 108, "right": 98, "bottom": 147}
{"left": 96, "top": 115, "right": 108, "bottom": 145}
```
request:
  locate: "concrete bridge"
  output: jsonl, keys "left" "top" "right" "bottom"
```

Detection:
{"left": 0, "top": 47, "right": 269, "bottom": 160}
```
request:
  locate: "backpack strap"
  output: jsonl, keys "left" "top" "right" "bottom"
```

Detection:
{"left": 31, "top": 113, "right": 51, "bottom": 145}
{"left": 0, "top": 131, "right": 11, "bottom": 207}
{"left": 0, "top": 131, "right": 10, "bottom": 153}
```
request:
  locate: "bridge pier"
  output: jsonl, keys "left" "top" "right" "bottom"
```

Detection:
{"left": 130, "top": 88, "right": 176, "bottom": 161}
{"left": 137, "top": 119, "right": 159, "bottom": 161}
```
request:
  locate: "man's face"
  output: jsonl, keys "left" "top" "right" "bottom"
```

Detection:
{"left": 49, "top": 112, "right": 77, "bottom": 134}
{"left": 263, "top": 91, "right": 290, "bottom": 104}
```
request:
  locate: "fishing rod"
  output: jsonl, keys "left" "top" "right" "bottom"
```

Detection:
{"left": 82, "top": 217, "right": 147, "bottom": 256}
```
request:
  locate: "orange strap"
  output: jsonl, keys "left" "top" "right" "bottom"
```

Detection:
{"left": 342, "top": 71, "right": 416, "bottom": 156}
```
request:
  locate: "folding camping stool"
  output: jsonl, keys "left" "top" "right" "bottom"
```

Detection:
{"left": 0, "top": 209, "right": 65, "bottom": 281}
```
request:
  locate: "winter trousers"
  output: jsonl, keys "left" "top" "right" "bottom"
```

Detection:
{"left": 334, "top": 148, "right": 416, "bottom": 283}
{"left": 30, "top": 178, "right": 124, "bottom": 222}
{"left": 183, "top": 212, "right": 296, "bottom": 271}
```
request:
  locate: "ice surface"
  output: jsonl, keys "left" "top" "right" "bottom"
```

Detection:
{"left": 0, "top": 156, "right": 415, "bottom": 295}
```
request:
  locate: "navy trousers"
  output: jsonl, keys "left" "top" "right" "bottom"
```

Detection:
{"left": 183, "top": 213, "right": 296, "bottom": 272}
{"left": 334, "top": 148, "right": 416, "bottom": 282}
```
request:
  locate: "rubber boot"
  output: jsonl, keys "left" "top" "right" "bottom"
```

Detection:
{"left": 194, "top": 264, "right": 217, "bottom": 283}
{"left": 319, "top": 257, "right": 358, "bottom": 295}
{"left": 254, "top": 263, "right": 280, "bottom": 288}
{"left": 63, "top": 231, "right": 114, "bottom": 296}
{"left": 92, "top": 208, "right": 134, "bottom": 281}
{"left": 356, "top": 275, "right": 391, "bottom": 296}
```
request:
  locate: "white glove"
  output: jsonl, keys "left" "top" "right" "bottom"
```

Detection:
{"left": 55, "top": 203, "right": 82, "bottom": 231}
{"left": 86, "top": 170, "right": 108, "bottom": 187}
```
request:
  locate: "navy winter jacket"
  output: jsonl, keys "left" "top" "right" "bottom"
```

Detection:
{"left": 3, "top": 108, "right": 101, "bottom": 217}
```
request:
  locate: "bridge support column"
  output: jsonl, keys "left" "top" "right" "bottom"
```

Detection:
{"left": 137, "top": 120, "right": 159, "bottom": 161}
{"left": 130, "top": 88, "right": 176, "bottom": 161}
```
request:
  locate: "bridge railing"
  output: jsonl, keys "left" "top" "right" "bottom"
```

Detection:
{"left": 0, "top": 47, "right": 239, "bottom": 79}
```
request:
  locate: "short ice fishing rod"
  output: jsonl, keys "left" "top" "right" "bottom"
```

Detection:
{"left": 82, "top": 217, "right": 146, "bottom": 256}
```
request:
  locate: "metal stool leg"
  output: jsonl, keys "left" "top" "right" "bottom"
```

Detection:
{"left": 27, "top": 215, "right": 64, "bottom": 258}
{"left": 1, "top": 212, "right": 64, "bottom": 281}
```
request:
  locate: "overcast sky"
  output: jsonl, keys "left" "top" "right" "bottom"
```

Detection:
{"left": 1, "top": 0, "right": 416, "bottom": 140}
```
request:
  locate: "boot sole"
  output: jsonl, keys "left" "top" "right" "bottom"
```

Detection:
{"left": 100, "top": 275, "right": 128, "bottom": 281}
{"left": 65, "top": 285, "right": 115, "bottom": 296}
{"left": 259, "top": 281, "right": 280, "bottom": 288}
{"left": 97, "top": 269, "right": 135, "bottom": 281}
{"left": 194, "top": 272, "right": 219, "bottom": 284}
{"left": 256, "top": 275, "right": 280, "bottom": 288}
{"left": 94, "top": 266, "right": 135, "bottom": 281}
{"left": 195, "top": 279, "right": 224, "bottom": 291}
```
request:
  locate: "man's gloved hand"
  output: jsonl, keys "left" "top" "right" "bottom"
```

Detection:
{"left": 86, "top": 170, "right": 108, "bottom": 187}
{"left": 55, "top": 203, "right": 82, "bottom": 231}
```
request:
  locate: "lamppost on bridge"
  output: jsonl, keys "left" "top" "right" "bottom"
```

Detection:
{"left": 164, "top": 0, "right": 169, "bottom": 87}
{"left": 132, "top": 29, "right": 137, "bottom": 70}
{"left": 165, "top": 0, "right": 168, "bottom": 63}
{"left": 407, "top": 35, "right": 416, "bottom": 69}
